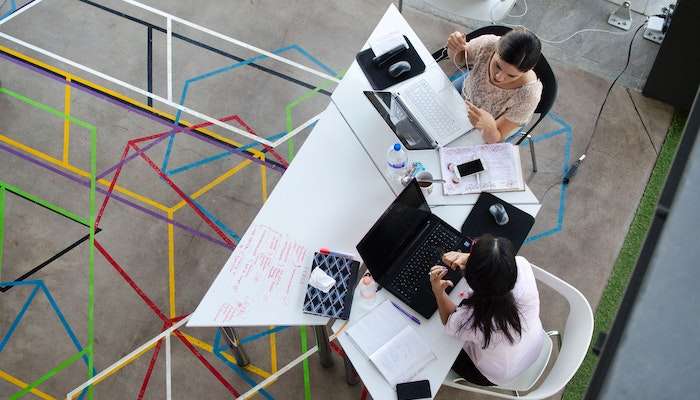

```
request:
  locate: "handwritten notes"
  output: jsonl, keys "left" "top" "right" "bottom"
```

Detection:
{"left": 439, "top": 143, "right": 525, "bottom": 195}
{"left": 189, "top": 224, "right": 320, "bottom": 327}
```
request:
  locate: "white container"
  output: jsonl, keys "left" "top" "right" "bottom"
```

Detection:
{"left": 386, "top": 143, "right": 408, "bottom": 182}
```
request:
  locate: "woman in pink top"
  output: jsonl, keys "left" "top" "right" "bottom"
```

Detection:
{"left": 430, "top": 235, "right": 544, "bottom": 386}
{"left": 446, "top": 28, "right": 543, "bottom": 143}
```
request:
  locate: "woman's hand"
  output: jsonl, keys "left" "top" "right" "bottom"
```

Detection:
{"left": 442, "top": 251, "right": 470, "bottom": 271}
{"left": 429, "top": 265, "right": 453, "bottom": 294}
{"left": 466, "top": 101, "right": 497, "bottom": 131}
{"left": 466, "top": 101, "right": 501, "bottom": 143}
{"left": 447, "top": 31, "right": 467, "bottom": 54}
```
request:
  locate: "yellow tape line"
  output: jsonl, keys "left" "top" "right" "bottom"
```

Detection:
{"left": 89, "top": 341, "right": 159, "bottom": 388}
{"left": 0, "top": 369, "right": 56, "bottom": 400}
{"left": 179, "top": 333, "right": 271, "bottom": 379}
{"left": 63, "top": 75, "right": 71, "bottom": 165}
{"left": 167, "top": 209, "right": 176, "bottom": 319}
{"left": 0, "top": 134, "right": 169, "bottom": 212}
{"left": 269, "top": 326, "right": 277, "bottom": 373}
{"left": 170, "top": 159, "right": 253, "bottom": 212}
{"left": 260, "top": 155, "right": 268, "bottom": 203}
{"left": 0, "top": 45, "right": 267, "bottom": 159}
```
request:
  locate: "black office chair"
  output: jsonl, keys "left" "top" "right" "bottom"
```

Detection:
{"left": 432, "top": 25, "right": 558, "bottom": 172}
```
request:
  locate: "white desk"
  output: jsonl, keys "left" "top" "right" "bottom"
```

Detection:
{"left": 331, "top": 5, "right": 539, "bottom": 207}
{"left": 189, "top": 5, "right": 540, "bottom": 399}
{"left": 189, "top": 104, "right": 395, "bottom": 327}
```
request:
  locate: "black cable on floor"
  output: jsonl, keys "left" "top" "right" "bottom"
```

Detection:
{"left": 562, "top": 21, "right": 648, "bottom": 185}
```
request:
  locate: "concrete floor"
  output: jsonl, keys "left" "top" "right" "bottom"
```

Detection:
{"left": 0, "top": 0, "right": 673, "bottom": 399}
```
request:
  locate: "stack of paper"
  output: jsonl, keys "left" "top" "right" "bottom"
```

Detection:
{"left": 369, "top": 31, "right": 408, "bottom": 57}
{"left": 346, "top": 301, "right": 435, "bottom": 385}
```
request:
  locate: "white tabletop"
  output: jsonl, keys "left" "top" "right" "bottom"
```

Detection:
{"left": 188, "top": 104, "right": 396, "bottom": 327}
{"left": 330, "top": 5, "right": 538, "bottom": 207}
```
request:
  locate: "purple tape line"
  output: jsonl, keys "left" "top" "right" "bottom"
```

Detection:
{"left": 0, "top": 141, "right": 235, "bottom": 249}
{"left": 0, "top": 51, "right": 286, "bottom": 176}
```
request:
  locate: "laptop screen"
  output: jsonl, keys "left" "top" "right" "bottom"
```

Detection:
{"left": 356, "top": 180, "right": 431, "bottom": 283}
{"left": 363, "top": 91, "right": 434, "bottom": 150}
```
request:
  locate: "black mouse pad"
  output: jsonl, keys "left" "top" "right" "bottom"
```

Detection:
{"left": 461, "top": 192, "right": 535, "bottom": 254}
{"left": 356, "top": 36, "right": 426, "bottom": 90}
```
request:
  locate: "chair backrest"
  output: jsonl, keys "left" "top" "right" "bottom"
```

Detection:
{"left": 523, "top": 265, "right": 594, "bottom": 399}
{"left": 441, "top": 265, "right": 594, "bottom": 400}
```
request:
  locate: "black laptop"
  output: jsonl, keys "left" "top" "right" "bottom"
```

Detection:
{"left": 357, "top": 179, "right": 471, "bottom": 319}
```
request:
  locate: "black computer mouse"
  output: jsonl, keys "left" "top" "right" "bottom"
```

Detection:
{"left": 388, "top": 61, "right": 411, "bottom": 78}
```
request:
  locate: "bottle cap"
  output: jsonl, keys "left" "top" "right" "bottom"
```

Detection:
{"left": 393, "top": 143, "right": 401, "bottom": 151}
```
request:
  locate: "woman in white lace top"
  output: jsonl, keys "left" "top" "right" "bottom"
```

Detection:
{"left": 446, "top": 28, "right": 543, "bottom": 143}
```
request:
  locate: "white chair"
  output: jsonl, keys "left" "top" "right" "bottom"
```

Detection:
{"left": 442, "top": 265, "right": 594, "bottom": 399}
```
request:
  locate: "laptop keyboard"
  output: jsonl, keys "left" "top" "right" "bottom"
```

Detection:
{"left": 403, "top": 79, "right": 460, "bottom": 139}
{"left": 391, "top": 222, "right": 462, "bottom": 303}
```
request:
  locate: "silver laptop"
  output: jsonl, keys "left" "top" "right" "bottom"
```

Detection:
{"left": 364, "top": 74, "right": 473, "bottom": 150}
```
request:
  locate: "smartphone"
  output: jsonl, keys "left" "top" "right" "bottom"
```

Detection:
{"left": 457, "top": 159, "right": 484, "bottom": 177}
{"left": 396, "top": 380, "right": 431, "bottom": 400}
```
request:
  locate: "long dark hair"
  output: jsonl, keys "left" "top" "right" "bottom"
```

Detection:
{"left": 459, "top": 235, "right": 522, "bottom": 348}
{"left": 497, "top": 28, "right": 541, "bottom": 72}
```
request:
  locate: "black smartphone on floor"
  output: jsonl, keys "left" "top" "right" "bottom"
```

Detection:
{"left": 396, "top": 380, "right": 431, "bottom": 400}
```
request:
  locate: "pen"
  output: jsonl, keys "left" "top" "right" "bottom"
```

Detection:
{"left": 391, "top": 301, "right": 421, "bottom": 325}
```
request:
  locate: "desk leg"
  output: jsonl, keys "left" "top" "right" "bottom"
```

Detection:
{"left": 343, "top": 353, "right": 361, "bottom": 386}
{"left": 313, "top": 325, "right": 334, "bottom": 368}
{"left": 221, "top": 327, "right": 250, "bottom": 367}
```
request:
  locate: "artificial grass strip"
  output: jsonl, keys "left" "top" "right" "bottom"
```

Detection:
{"left": 562, "top": 110, "right": 687, "bottom": 399}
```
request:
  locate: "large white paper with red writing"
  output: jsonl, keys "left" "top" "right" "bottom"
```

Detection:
{"left": 189, "top": 224, "right": 327, "bottom": 326}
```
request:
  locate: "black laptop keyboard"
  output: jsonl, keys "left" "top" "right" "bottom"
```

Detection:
{"left": 391, "top": 223, "right": 462, "bottom": 302}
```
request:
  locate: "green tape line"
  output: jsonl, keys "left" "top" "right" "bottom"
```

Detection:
{"left": 300, "top": 326, "right": 311, "bottom": 400}
{"left": 87, "top": 125, "right": 97, "bottom": 399}
{"left": 0, "top": 87, "right": 98, "bottom": 397}
{"left": 0, "top": 87, "right": 95, "bottom": 130}
{"left": 283, "top": 70, "right": 345, "bottom": 163}
{"left": 0, "top": 181, "right": 89, "bottom": 226}
{"left": 10, "top": 349, "right": 87, "bottom": 399}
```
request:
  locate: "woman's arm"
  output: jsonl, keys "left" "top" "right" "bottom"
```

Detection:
{"left": 446, "top": 32, "right": 468, "bottom": 67}
{"left": 429, "top": 265, "right": 458, "bottom": 325}
{"left": 467, "top": 102, "right": 521, "bottom": 143}
{"left": 482, "top": 117, "right": 520, "bottom": 144}
{"left": 434, "top": 289, "right": 457, "bottom": 325}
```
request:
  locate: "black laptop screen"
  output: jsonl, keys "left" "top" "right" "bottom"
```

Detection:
{"left": 356, "top": 180, "right": 431, "bottom": 283}
{"left": 363, "top": 91, "right": 434, "bottom": 150}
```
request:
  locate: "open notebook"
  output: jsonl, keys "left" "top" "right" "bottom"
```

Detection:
{"left": 346, "top": 300, "right": 436, "bottom": 385}
{"left": 439, "top": 143, "right": 525, "bottom": 195}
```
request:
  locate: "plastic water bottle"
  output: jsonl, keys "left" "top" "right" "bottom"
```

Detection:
{"left": 386, "top": 143, "right": 408, "bottom": 182}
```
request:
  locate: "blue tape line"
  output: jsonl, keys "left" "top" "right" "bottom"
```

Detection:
{"left": 161, "top": 44, "right": 333, "bottom": 173}
{"left": 240, "top": 326, "right": 289, "bottom": 345}
{"left": 287, "top": 44, "right": 337, "bottom": 76}
{"left": 39, "top": 281, "right": 91, "bottom": 367}
{"left": 0, "top": 0, "right": 16, "bottom": 19}
{"left": 523, "top": 116, "right": 573, "bottom": 244}
{"left": 167, "top": 131, "right": 287, "bottom": 176}
{"left": 213, "top": 330, "right": 275, "bottom": 400}
{"left": 192, "top": 200, "right": 241, "bottom": 242}
{"left": 160, "top": 134, "right": 177, "bottom": 173}
{"left": 0, "top": 279, "right": 95, "bottom": 388}
{"left": 0, "top": 284, "right": 40, "bottom": 351}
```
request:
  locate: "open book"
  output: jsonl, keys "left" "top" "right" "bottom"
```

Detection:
{"left": 439, "top": 143, "right": 525, "bottom": 195}
{"left": 346, "top": 300, "right": 436, "bottom": 385}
